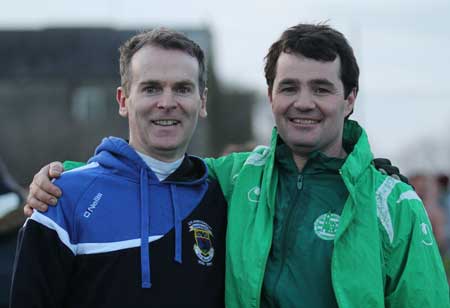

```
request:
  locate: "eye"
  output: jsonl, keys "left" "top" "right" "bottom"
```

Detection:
{"left": 279, "top": 86, "right": 297, "bottom": 95}
{"left": 175, "top": 85, "right": 193, "bottom": 95}
{"left": 313, "top": 87, "right": 331, "bottom": 95}
{"left": 143, "top": 85, "right": 161, "bottom": 95}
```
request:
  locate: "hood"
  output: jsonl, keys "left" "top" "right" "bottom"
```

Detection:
{"left": 87, "top": 137, "right": 208, "bottom": 288}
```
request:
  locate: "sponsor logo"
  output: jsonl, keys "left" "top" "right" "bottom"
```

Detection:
{"left": 420, "top": 222, "right": 433, "bottom": 246}
{"left": 314, "top": 212, "right": 340, "bottom": 240}
{"left": 83, "top": 193, "right": 103, "bottom": 218}
{"left": 188, "top": 220, "right": 214, "bottom": 266}
{"left": 247, "top": 186, "right": 261, "bottom": 203}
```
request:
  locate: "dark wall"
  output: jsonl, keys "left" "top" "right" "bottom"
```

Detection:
{"left": 0, "top": 27, "right": 255, "bottom": 186}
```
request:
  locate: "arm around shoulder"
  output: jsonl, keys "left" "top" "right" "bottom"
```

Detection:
{"left": 204, "top": 152, "right": 251, "bottom": 202}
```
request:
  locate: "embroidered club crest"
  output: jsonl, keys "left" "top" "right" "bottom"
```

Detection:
{"left": 314, "top": 212, "right": 340, "bottom": 240}
{"left": 188, "top": 220, "right": 214, "bottom": 266}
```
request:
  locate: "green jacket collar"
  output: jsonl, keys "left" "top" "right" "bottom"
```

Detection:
{"left": 269, "top": 120, "right": 373, "bottom": 187}
{"left": 340, "top": 120, "right": 374, "bottom": 188}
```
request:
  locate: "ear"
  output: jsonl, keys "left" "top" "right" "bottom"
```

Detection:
{"left": 199, "top": 87, "right": 208, "bottom": 118}
{"left": 116, "top": 87, "right": 128, "bottom": 118}
{"left": 344, "top": 88, "right": 357, "bottom": 117}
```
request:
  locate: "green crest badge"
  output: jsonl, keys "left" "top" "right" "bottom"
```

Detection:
{"left": 314, "top": 212, "right": 340, "bottom": 240}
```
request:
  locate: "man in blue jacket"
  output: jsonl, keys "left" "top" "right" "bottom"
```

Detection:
{"left": 10, "top": 28, "right": 227, "bottom": 308}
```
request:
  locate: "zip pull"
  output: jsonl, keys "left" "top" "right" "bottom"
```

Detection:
{"left": 297, "top": 175, "right": 304, "bottom": 190}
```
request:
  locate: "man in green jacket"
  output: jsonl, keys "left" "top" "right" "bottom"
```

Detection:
{"left": 204, "top": 24, "right": 449, "bottom": 307}
{"left": 26, "top": 24, "right": 449, "bottom": 307}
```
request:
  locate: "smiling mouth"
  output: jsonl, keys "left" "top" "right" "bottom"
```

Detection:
{"left": 289, "top": 118, "right": 321, "bottom": 124}
{"left": 151, "top": 120, "right": 180, "bottom": 126}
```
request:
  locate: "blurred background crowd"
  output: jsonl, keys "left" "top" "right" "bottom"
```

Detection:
{"left": 0, "top": 0, "right": 449, "bottom": 306}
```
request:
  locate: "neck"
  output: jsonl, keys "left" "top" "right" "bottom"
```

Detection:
{"left": 129, "top": 142, "right": 185, "bottom": 163}
{"left": 135, "top": 150, "right": 184, "bottom": 181}
{"left": 292, "top": 154, "right": 308, "bottom": 171}
{"left": 135, "top": 150, "right": 184, "bottom": 164}
{"left": 291, "top": 146, "right": 348, "bottom": 171}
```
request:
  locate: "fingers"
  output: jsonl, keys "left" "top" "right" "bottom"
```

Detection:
{"left": 34, "top": 163, "right": 63, "bottom": 198}
{"left": 28, "top": 181, "right": 58, "bottom": 206}
{"left": 376, "top": 165, "right": 410, "bottom": 185}
{"left": 23, "top": 204, "right": 34, "bottom": 217}
{"left": 391, "top": 174, "right": 400, "bottom": 181}
{"left": 373, "top": 158, "right": 392, "bottom": 167}
{"left": 25, "top": 162, "right": 63, "bottom": 213}
{"left": 398, "top": 174, "right": 410, "bottom": 185}
{"left": 379, "top": 165, "right": 400, "bottom": 176}
{"left": 48, "top": 161, "right": 64, "bottom": 178}
{"left": 24, "top": 196, "right": 49, "bottom": 214}
{"left": 378, "top": 168, "right": 387, "bottom": 175}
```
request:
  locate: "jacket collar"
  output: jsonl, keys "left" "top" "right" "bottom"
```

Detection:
{"left": 269, "top": 119, "right": 373, "bottom": 187}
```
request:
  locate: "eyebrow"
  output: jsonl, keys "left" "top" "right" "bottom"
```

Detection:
{"left": 138, "top": 79, "right": 196, "bottom": 87}
{"left": 173, "top": 80, "right": 196, "bottom": 87}
{"left": 308, "top": 78, "right": 336, "bottom": 88}
{"left": 277, "top": 78, "right": 299, "bottom": 87}
{"left": 138, "top": 80, "right": 161, "bottom": 88}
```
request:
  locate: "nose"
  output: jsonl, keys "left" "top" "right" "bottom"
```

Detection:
{"left": 156, "top": 91, "right": 177, "bottom": 110}
{"left": 293, "top": 89, "right": 315, "bottom": 110}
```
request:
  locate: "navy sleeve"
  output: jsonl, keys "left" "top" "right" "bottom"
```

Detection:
{"left": 10, "top": 167, "right": 101, "bottom": 308}
{"left": 9, "top": 219, "right": 75, "bottom": 308}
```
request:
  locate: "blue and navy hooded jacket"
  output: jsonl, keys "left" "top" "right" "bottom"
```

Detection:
{"left": 10, "top": 138, "right": 227, "bottom": 308}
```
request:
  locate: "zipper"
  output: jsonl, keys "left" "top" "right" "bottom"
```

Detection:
{"left": 271, "top": 174, "right": 304, "bottom": 301}
{"left": 297, "top": 174, "right": 304, "bottom": 190}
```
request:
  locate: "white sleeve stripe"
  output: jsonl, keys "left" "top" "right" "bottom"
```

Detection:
{"left": 30, "top": 211, "right": 164, "bottom": 255}
{"left": 397, "top": 190, "right": 422, "bottom": 203}
{"left": 76, "top": 235, "right": 163, "bottom": 254}
{"left": 30, "top": 211, "right": 77, "bottom": 255}
{"left": 376, "top": 177, "right": 400, "bottom": 243}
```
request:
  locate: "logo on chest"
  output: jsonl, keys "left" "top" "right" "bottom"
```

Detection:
{"left": 188, "top": 220, "right": 215, "bottom": 266}
{"left": 314, "top": 212, "right": 340, "bottom": 240}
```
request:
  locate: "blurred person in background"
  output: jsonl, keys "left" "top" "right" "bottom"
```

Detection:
{"left": 437, "top": 174, "right": 450, "bottom": 255}
{"left": 0, "top": 158, "right": 25, "bottom": 308}
{"left": 410, "top": 174, "right": 447, "bottom": 254}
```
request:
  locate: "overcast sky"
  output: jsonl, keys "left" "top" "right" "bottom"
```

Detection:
{"left": 2, "top": 0, "right": 449, "bottom": 173}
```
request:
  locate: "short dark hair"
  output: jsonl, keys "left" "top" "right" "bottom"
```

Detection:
{"left": 119, "top": 28, "right": 207, "bottom": 96}
{"left": 264, "top": 23, "right": 359, "bottom": 99}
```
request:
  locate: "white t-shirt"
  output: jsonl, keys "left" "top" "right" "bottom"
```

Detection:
{"left": 136, "top": 151, "right": 184, "bottom": 181}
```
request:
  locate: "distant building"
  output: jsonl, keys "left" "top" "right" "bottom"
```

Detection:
{"left": 0, "top": 27, "right": 255, "bottom": 185}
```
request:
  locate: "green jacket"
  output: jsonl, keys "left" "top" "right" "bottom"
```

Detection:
{"left": 206, "top": 120, "right": 449, "bottom": 308}
{"left": 261, "top": 141, "right": 348, "bottom": 307}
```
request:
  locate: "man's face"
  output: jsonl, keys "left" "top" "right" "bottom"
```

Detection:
{"left": 269, "top": 52, "right": 355, "bottom": 158}
{"left": 117, "top": 45, "right": 207, "bottom": 162}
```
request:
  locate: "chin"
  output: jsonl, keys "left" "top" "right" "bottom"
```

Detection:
{"left": 287, "top": 140, "right": 318, "bottom": 152}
